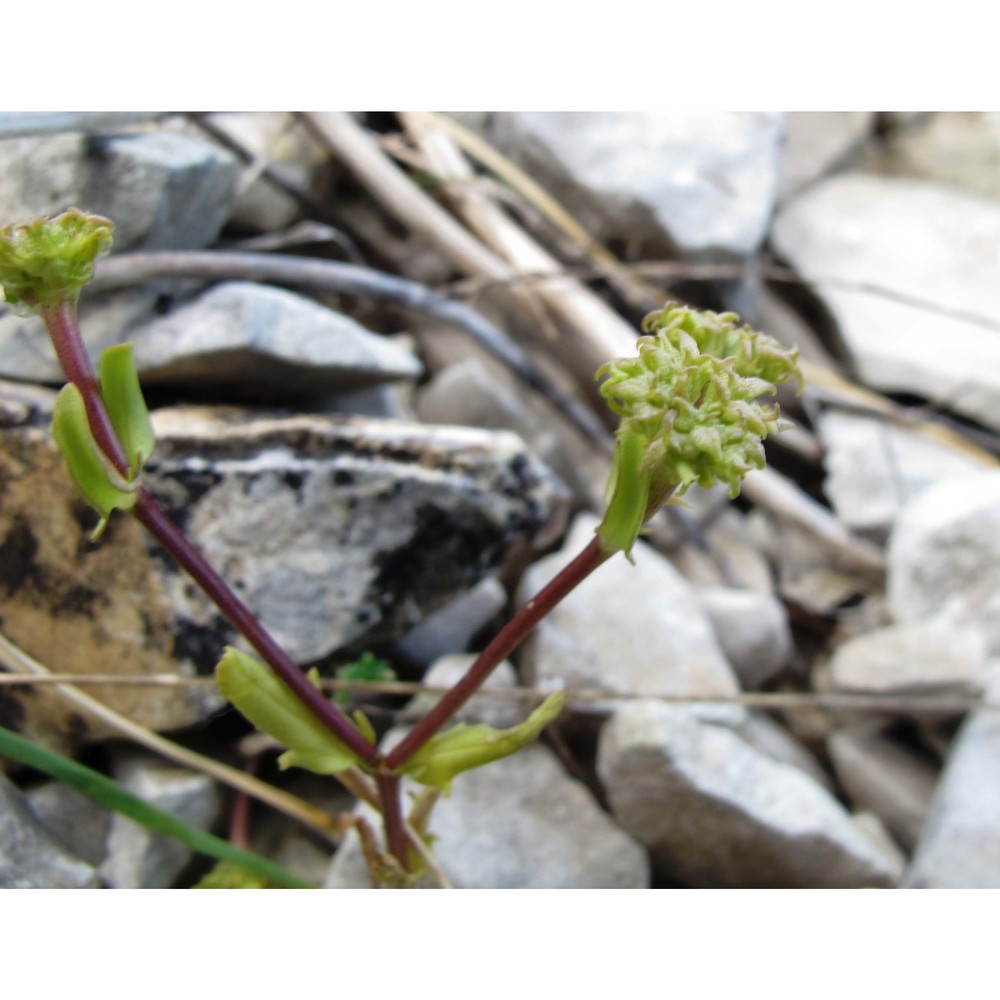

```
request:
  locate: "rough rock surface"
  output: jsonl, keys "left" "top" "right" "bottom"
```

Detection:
{"left": 905, "top": 665, "right": 1000, "bottom": 887}
{"left": 827, "top": 726, "right": 938, "bottom": 852}
{"left": 818, "top": 408, "right": 989, "bottom": 538}
{"left": 597, "top": 700, "right": 903, "bottom": 888}
{"left": 777, "top": 112, "right": 874, "bottom": 202}
{"left": 827, "top": 620, "right": 987, "bottom": 698}
{"left": 128, "top": 282, "right": 422, "bottom": 400}
{"left": 403, "top": 655, "right": 523, "bottom": 730}
{"left": 327, "top": 743, "right": 650, "bottom": 889}
{"left": 457, "top": 112, "right": 785, "bottom": 260}
{"left": 772, "top": 173, "right": 1000, "bottom": 431}
{"left": 869, "top": 112, "right": 1000, "bottom": 203}
{"left": 0, "top": 128, "right": 239, "bottom": 251}
{"left": 0, "top": 384, "right": 567, "bottom": 749}
{"left": 517, "top": 514, "right": 740, "bottom": 705}
{"left": 0, "top": 381, "right": 221, "bottom": 751}
{"left": 100, "top": 751, "right": 222, "bottom": 889}
{"left": 393, "top": 577, "right": 507, "bottom": 668}
{"left": 699, "top": 587, "right": 792, "bottom": 689}
{"left": 2, "top": 282, "right": 423, "bottom": 395}
{"left": 888, "top": 472, "right": 1000, "bottom": 654}
{"left": 0, "top": 774, "right": 100, "bottom": 888}
{"left": 27, "top": 781, "right": 112, "bottom": 867}
{"left": 145, "top": 406, "right": 569, "bottom": 664}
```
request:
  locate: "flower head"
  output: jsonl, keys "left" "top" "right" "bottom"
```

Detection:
{"left": 0, "top": 209, "right": 114, "bottom": 310}
{"left": 596, "top": 303, "right": 802, "bottom": 557}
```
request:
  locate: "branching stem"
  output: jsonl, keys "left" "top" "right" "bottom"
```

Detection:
{"left": 386, "top": 535, "right": 611, "bottom": 769}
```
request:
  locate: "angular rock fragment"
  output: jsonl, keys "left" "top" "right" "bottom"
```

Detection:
{"left": 828, "top": 620, "right": 986, "bottom": 699}
{"left": 457, "top": 112, "right": 785, "bottom": 261}
{"left": 517, "top": 514, "right": 741, "bottom": 707}
{"left": 888, "top": 471, "right": 1000, "bottom": 654}
{"left": 818, "top": 407, "right": 987, "bottom": 539}
{"left": 827, "top": 726, "right": 938, "bottom": 853}
{"left": 905, "top": 666, "right": 1000, "bottom": 887}
{"left": 100, "top": 751, "right": 222, "bottom": 889}
{"left": 776, "top": 112, "right": 874, "bottom": 202}
{"left": 145, "top": 407, "right": 569, "bottom": 664}
{"left": 699, "top": 587, "right": 792, "bottom": 690}
{"left": 0, "top": 774, "right": 100, "bottom": 888}
{"left": 772, "top": 173, "right": 1000, "bottom": 431}
{"left": 0, "top": 384, "right": 567, "bottom": 749}
{"left": 128, "top": 282, "right": 422, "bottom": 400}
{"left": 327, "top": 743, "right": 649, "bottom": 889}
{"left": 0, "top": 381, "right": 221, "bottom": 751}
{"left": 597, "top": 700, "right": 903, "bottom": 888}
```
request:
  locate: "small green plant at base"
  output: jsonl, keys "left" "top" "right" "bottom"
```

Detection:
{"left": 0, "top": 210, "right": 801, "bottom": 887}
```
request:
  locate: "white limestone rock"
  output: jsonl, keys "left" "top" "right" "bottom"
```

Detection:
{"left": 100, "top": 752, "right": 222, "bottom": 889}
{"left": 905, "top": 665, "right": 1000, "bottom": 886}
{"left": 0, "top": 775, "right": 100, "bottom": 888}
{"left": 597, "top": 700, "right": 903, "bottom": 888}
{"left": 827, "top": 726, "right": 938, "bottom": 852}
{"left": 818, "top": 407, "right": 987, "bottom": 538}
{"left": 828, "top": 620, "right": 987, "bottom": 698}
{"left": 517, "top": 514, "right": 741, "bottom": 709}
{"left": 699, "top": 587, "right": 792, "bottom": 689}
{"left": 772, "top": 173, "right": 1000, "bottom": 431}
{"left": 888, "top": 471, "right": 1000, "bottom": 654}
{"left": 777, "top": 112, "right": 874, "bottom": 202}
{"left": 326, "top": 742, "right": 650, "bottom": 889}
{"left": 456, "top": 112, "right": 785, "bottom": 259}
{"left": 128, "top": 282, "right": 422, "bottom": 399}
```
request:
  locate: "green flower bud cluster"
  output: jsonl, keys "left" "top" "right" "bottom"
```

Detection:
{"left": 596, "top": 303, "right": 802, "bottom": 557}
{"left": 0, "top": 209, "right": 114, "bottom": 309}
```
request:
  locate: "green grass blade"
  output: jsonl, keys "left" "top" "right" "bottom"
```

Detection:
{"left": 0, "top": 724, "right": 316, "bottom": 889}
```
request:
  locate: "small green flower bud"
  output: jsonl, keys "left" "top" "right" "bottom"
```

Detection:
{"left": 0, "top": 209, "right": 114, "bottom": 310}
{"left": 596, "top": 303, "right": 802, "bottom": 557}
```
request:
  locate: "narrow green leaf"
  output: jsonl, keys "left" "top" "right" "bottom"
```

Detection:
{"left": 0, "top": 723, "right": 314, "bottom": 889}
{"left": 398, "top": 690, "right": 567, "bottom": 790}
{"left": 595, "top": 427, "right": 649, "bottom": 560}
{"left": 216, "top": 647, "right": 361, "bottom": 776}
{"left": 52, "top": 383, "right": 137, "bottom": 538}
{"left": 99, "top": 343, "right": 155, "bottom": 477}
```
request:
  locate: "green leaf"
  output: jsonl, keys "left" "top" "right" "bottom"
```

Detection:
{"left": 397, "top": 690, "right": 567, "bottom": 790}
{"left": 334, "top": 652, "right": 396, "bottom": 706}
{"left": 98, "top": 343, "right": 155, "bottom": 477}
{"left": 216, "top": 647, "right": 362, "bottom": 776}
{"left": 0, "top": 723, "right": 314, "bottom": 889}
{"left": 52, "top": 382, "right": 138, "bottom": 539}
{"left": 595, "top": 426, "right": 650, "bottom": 560}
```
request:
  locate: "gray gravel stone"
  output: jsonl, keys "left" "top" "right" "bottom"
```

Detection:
{"left": 828, "top": 620, "right": 987, "bottom": 698}
{"left": 127, "top": 282, "right": 422, "bottom": 400}
{"left": 828, "top": 726, "right": 938, "bottom": 852}
{"left": 772, "top": 173, "right": 1000, "bottom": 431}
{"left": 394, "top": 576, "right": 507, "bottom": 668}
{"left": 699, "top": 587, "right": 792, "bottom": 689}
{"left": 0, "top": 129, "right": 238, "bottom": 251}
{"left": 517, "top": 514, "right": 741, "bottom": 708}
{"left": 26, "top": 781, "right": 112, "bottom": 867}
{"left": 818, "top": 407, "right": 986, "bottom": 538}
{"left": 100, "top": 752, "right": 222, "bottom": 889}
{"left": 145, "top": 407, "right": 569, "bottom": 664}
{"left": 905, "top": 665, "right": 1000, "bottom": 886}
{"left": 0, "top": 774, "right": 100, "bottom": 888}
{"left": 777, "top": 112, "right": 874, "bottom": 202}
{"left": 888, "top": 471, "right": 1000, "bottom": 655}
{"left": 457, "top": 112, "right": 785, "bottom": 259}
{"left": 326, "top": 743, "right": 649, "bottom": 889}
{"left": 597, "top": 700, "right": 903, "bottom": 887}
{"left": 403, "top": 655, "right": 523, "bottom": 730}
